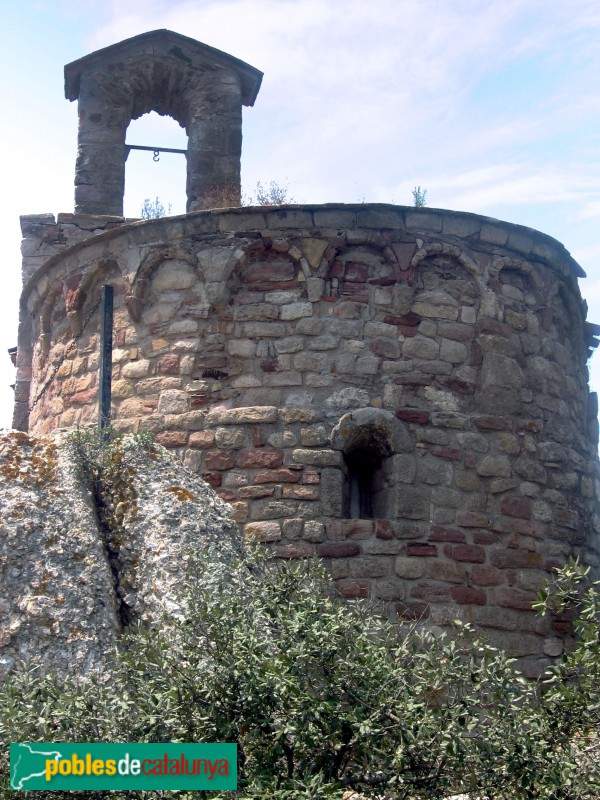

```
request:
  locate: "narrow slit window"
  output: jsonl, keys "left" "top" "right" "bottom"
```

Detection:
{"left": 344, "top": 447, "right": 383, "bottom": 520}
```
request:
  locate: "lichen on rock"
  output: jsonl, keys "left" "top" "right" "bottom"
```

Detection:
{"left": 0, "top": 430, "right": 244, "bottom": 677}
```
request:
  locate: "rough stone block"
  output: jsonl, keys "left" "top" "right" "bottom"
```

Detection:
{"left": 481, "top": 353, "right": 524, "bottom": 390}
{"left": 451, "top": 586, "right": 486, "bottom": 605}
{"left": 282, "top": 484, "right": 319, "bottom": 500}
{"left": 292, "top": 449, "right": 342, "bottom": 466}
{"left": 406, "top": 542, "right": 437, "bottom": 557}
{"left": 349, "top": 556, "right": 390, "bottom": 578}
{"left": 121, "top": 359, "right": 150, "bottom": 378}
{"left": 396, "top": 487, "right": 430, "bottom": 520}
{"left": 300, "top": 425, "right": 329, "bottom": 446}
{"left": 281, "top": 301, "right": 313, "bottom": 320}
{"left": 370, "top": 337, "right": 401, "bottom": 358}
{"left": 451, "top": 544, "right": 486, "bottom": 563}
{"left": 156, "top": 431, "right": 188, "bottom": 448}
{"left": 496, "top": 587, "right": 537, "bottom": 611}
{"left": 244, "top": 521, "right": 281, "bottom": 542}
{"left": 513, "top": 455, "right": 547, "bottom": 484}
{"left": 490, "top": 549, "right": 542, "bottom": 570}
{"left": 362, "top": 539, "right": 403, "bottom": 555}
{"left": 500, "top": 496, "right": 532, "bottom": 519}
{"left": 440, "top": 339, "right": 468, "bottom": 363}
{"left": 317, "top": 541, "right": 360, "bottom": 558}
{"left": 320, "top": 468, "right": 343, "bottom": 516}
{"left": 428, "top": 525, "right": 466, "bottom": 543}
{"left": 243, "top": 322, "right": 286, "bottom": 338}
{"left": 304, "top": 277, "right": 324, "bottom": 301}
{"left": 456, "top": 511, "right": 491, "bottom": 527}
{"left": 280, "top": 407, "right": 323, "bottom": 423}
{"left": 204, "top": 449, "right": 236, "bottom": 470}
{"left": 206, "top": 407, "right": 278, "bottom": 425}
{"left": 355, "top": 356, "right": 380, "bottom": 374}
{"left": 470, "top": 565, "right": 506, "bottom": 586}
{"left": 157, "top": 390, "right": 190, "bottom": 414}
{"left": 294, "top": 352, "right": 328, "bottom": 372}
{"left": 236, "top": 449, "right": 283, "bottom": 468}
{"left": 236, "top": 484, "right": 274, "bottom": 500}
{"left": 253, "top": 468, "right": 300, "bottom": 484}
{"left": 214, "top": 427, "right": 249, "bottom": 449}
{"left": 266, "top": 209, "right": 313, "bottom": 229}
{"left": 411, "top": 580, "right": 451, "bottom": 602}
{"left": 475, "top": 455, "right": 511, "bottom": 478}
{"left": 402, "top": 336, "right": 440, "bottom": 360}
{"left": 337, "top": 579, "right": 370, "bottom": 598}
{"left": 412, "top": 302, "right": 459, "bottom": 321}
{"left": 303, "top": 520, "right": 325, "bottom": 542}
{"left": 423, "top": 560, "right": 466, "bottom": 583}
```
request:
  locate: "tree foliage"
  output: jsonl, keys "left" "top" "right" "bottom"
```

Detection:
{"left": 0, "top": 556, "right": 599, "bottom": 799}
{"left": 140, "top": 197, "right": 172, "bottom": 219}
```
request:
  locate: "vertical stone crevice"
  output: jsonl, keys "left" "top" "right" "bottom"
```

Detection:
{"left": 90, "top": 475, "right": 134, "bottom": 630}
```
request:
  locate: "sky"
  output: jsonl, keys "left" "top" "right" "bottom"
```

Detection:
{"left": 1, "top": 0, "right": 600, "bottom": 429}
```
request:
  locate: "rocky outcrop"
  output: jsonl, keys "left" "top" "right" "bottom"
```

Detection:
{"left": 0, "top": 430, "right": 243, "bottom": 676}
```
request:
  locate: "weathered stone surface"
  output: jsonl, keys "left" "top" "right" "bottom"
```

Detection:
{"left": 397, "top": 488, "right": 431, "bottom": 519}
{"left": 281, "top": 302, "right": 313, "bottom": 320}
{"left": 121, "top": 359, "right": 150, "bottom": 379}
{"left": 292, "top": 448, "right": 342, "bottom": 466}
{"left": 0, "top": 431, "right": 244, "bottom": 675}
{"left": 244, "top": 520, "right": 281, "bottom": 542}
{"left": 476, "top": 455, "right": 511, "bottom": 478}
{"left": 394, "top": 556, "right": 425, "bottom": 578}
{"left": 320, "top": 468, "right": 343, "bottom": 517}
{"left": 403, "top": 336, "right": 440, "bottom": 360}
{"left": 206, "top": 407, "right": 278, "bottom": 425}
{"left": 158, "top": 390, "right": 190, "bottom": 415}
{"left": 481, "top": 353, "right": 524, "bottom": 390}
{"left": 13, "top": 194, "right": 600, "bottom": 680}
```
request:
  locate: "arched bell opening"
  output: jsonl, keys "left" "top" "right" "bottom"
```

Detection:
{"left": 124, "top": 112, "right": 187, "bottom": 217}
{"left": 64, "top": 30, "right": 262, "bottom": 216}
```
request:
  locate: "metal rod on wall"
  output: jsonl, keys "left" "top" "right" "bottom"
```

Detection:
{"left": 98, "top": 284, "right": 114, "bottom": 438}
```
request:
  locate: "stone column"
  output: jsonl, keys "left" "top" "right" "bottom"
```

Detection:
{"left": 74, "top": 73, "right": 131, "bottom": 216}
{"left": 186, "top": 76, "right": 243, "bottom": 212}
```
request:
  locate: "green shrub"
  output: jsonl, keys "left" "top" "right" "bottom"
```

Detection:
{"left": 411, "top": 187, "right": 427, "bottom": 208}
{"left": 1, "top": 556, "right": 599, "bottom": 799}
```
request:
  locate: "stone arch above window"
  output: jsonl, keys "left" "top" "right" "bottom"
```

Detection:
{"left": 410, "top": 251, "right": 481, "bottom": 315}
{"left": 331, "top": 409, "right": 412, "bottom": 520}
{"left": 64, "top": 30, "right": 262, "bottom": 216}
{"left": 326, "top": 243, "right": 400, "bottom": 302}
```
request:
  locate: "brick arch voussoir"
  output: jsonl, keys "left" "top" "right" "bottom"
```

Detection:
{"left": 492, "top": 256, "right": 545, "bottom": 293}
{"left": 330, "top": 408, "right": 412, "bottom": 456}
{"left": 409, "top": 242, "right": 485, "bottom": 299}
{"left": 412, "top": 241, "right": 480, "bottom": 276}
{"left": 325, "top": 237, "right": 400, "bottom": 282}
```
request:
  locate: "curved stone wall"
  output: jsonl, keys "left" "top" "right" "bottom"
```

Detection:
{"left": 15, "top": 203, "right": 600, "bottom": 675}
